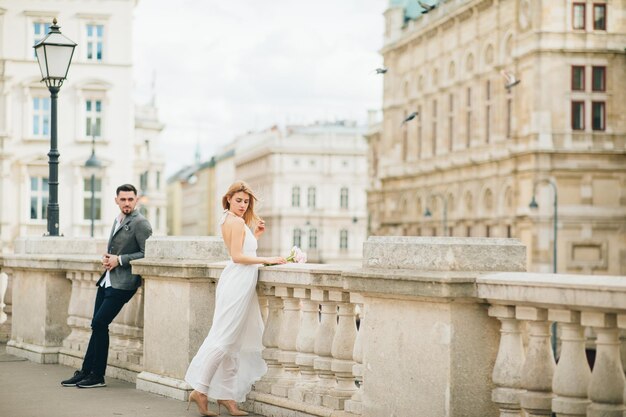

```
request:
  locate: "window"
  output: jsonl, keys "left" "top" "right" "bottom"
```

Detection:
{"left": 340, "top": 187, "right": 349, "bottom": 209}
{"left": 307, "top": 186, "right": 316, "bottom": 208}
{"left": 291, "top": 186, "right": 300, "bottom": 207}
{"left": 156, "top": 171, "right": 162, "bottom": 190}
{"left": 448, "top": 94, "right": 454, "bottom": 151}
{"left": 572, "top": 101, "right": 585, "bottom": 130}
{"left": 466, "top": 87, "right": 472, "bottom": 147}
{"left": 573, "top": 3, "right": 586, "bottom": 29}
{"left": 592, "top": 101, "right": 605, "bottom": 131}
{"left": 339, "top": 229, "right": 348, "bottom": 250}
{"left": 308, "top": 228, "right": 318, "bottom": 249}
{"left": 572, "top": 66, "right": 585, "bottom": 91}
{"left": 85, "top": 99, "right": 102, "bottom": 137}
{"left": 140, "top": 171, "right": 149, "bottom": 193}
{"left": 432, "top": 100, "right": 437, "bottom": 156}
{"left": 86, "top": 24, "right": 104, "bottom": 61}
{"left": 32, "top": 97, "right": 50, "bottom": 137}
{"left": 293, "top": 228, "right": 302, "bottom": 248}
{"left": 485, "top": 81, "right": 491, "bottom": 143}
{"left": 30, "top": 177, "right": 49, "bottom": 220}
{"left": 592, "top": 66, "right": 606, "bottom": 91}
{"left": 593, "top": 4, "right": 606, "bottom": 30}
{"left": 83, "top": 177, "right": 102, "bottom": 221}
{"left": 32, "top": 22, "right": 51, "bottom": 57}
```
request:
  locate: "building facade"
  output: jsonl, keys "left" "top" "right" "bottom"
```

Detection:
{"left": 368, "top": 0, "right": 626, "bottom": 274}
{"left": 0, "top": 0, "right": 167, "bottom": 251}
{"left": 235, "top": 122, "right": 368, "bottom": 264}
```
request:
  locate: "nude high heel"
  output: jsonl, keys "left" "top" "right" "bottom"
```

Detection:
{"left": 217, "top": 399, "right": 249, "bottom": 416}
{"left": 187, "top": 390, "right": 217, "bottom": 416}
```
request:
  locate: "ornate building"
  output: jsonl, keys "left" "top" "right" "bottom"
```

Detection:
{"left": 235, "top": 122, "right": 368, "bottom": 264}
{"left": 368, "top": 0, "right": 626, "bottom": 274}
{"left": 0, "top": 0, "right": 167, "bottom": 251}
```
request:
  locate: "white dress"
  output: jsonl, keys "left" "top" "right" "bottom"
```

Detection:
{"left": 185, "top": 214, "right": 267, "bottom": 402}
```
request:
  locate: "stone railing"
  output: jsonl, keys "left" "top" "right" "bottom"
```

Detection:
{"left": 5, "top": 235, "right": 626, "bottom": 417}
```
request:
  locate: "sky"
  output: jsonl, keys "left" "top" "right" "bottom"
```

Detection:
{"left": 132, "top": 0, "right": 387, "bottom": 177}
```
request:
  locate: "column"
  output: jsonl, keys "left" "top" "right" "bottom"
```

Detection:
{"left": 583, "top": 312, "right": 625, "bottom": 417}
{"left": 324, "top": 291, "right": 357, "bottom": 410}
{"left": 517, "top": 306, "right": 555, "bottom": 417}
{"left": 310, "top": 290, "right": 337, "bottom": 406}
{"left": 489, "top": 305, "right": 525, "bottom": 417}
{"left": 256, "top": 287, "right": 283, "bottom": 394}
{"left": 271, "top": 286, "right": 301, "bottom": 397}
{"left": 289, "top": 287, "right": 319, "bottom": 402}
{"left": 549, "top": 309, "right": 591, "bottom": 417}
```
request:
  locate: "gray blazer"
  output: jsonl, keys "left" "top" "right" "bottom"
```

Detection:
{"left": 97, "top": 210, "right": 152, "bottom": 291}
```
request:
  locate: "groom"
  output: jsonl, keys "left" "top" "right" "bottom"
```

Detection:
{"left": 61, "top": 184, "right": 152, "bottom": 388}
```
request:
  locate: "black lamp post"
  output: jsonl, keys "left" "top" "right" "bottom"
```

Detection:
{"left": 33, "top": 18, "right": 77, "bottom": 236}
{"left": 424, "top": 193, "right": 448, "bottom": 236}
{"left": 85, "top": 124, "right": 102, "bottom": 237}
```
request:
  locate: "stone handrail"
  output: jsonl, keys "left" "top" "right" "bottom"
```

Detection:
{"left": 478, "top": 273, "right": 626, "bottom": 417}
{"left": 5, "top": 235, "right": 626, "bottom": 417}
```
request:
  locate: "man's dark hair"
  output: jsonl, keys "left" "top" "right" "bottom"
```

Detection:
{"left": 116, "top": 184, "right": 137, "bottom": 195}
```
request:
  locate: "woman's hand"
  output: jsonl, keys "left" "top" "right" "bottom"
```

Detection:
{"left": 254, "top": 219, "right": 266, "bottom": 237}
{"left": 263, "top": 256, "right": 286, "bottom": 265}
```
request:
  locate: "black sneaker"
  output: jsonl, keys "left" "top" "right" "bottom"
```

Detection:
{"left": 61, "top": 370, "right": 89, "bottom": 387}
{"left": 76, "top": 373, "right": 106, "bottom": 388}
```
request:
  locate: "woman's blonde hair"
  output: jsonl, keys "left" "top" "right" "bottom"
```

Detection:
{"left": 222, "top": 180, "right": 260, "bottom": 227}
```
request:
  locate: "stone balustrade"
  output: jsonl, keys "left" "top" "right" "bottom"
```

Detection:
{"left": 3, "top": 234, "right": 626, "bottom": 417}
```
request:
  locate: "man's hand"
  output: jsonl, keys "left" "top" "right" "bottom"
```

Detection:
{"left": 102, "top": 254, "right": 120, "bottom": 271}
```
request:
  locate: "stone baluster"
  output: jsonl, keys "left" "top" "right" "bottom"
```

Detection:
{"left": 489, "top": 305, "right": 525, "bottom": 417}
{"left": 324, "top": 291, "right": 357, "bottom": 410}
{"left": 289, "top": 287, "right": 319, "bottom": 402}
{"left": 0, "top": 271, "right": 11, "bottom": 342}
{"left": 549, "top": 309, "right": 591, "bottom": 417}
{"left": 256, "top": 286, "right": 283, "bottom": 394}
{"left": 517, "top": 306, "right": 556, "bottom": 417}
{"left": 271, "top": 286, "right": 301, "bottom": 397}
{"left": 619, "top": 314, "right": 626, "bottom": 410}
{"left": 344, "top": 294, "right": 364, "bottom": 414}
{"left": 582, "top": 312, "right": 625, "bottom": 417}
{"left": 310, "top": 290, "right": 338, "bottom": 406}
{"left": 0, "top": 271, "right": 8, "bottom": 325}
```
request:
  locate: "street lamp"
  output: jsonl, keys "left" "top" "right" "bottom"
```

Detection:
{"left": 33, "top": 18, "right": 77, "bottom": 236}
{"left": 424, "top": 193, "right": 448, "bottom": 236}
{"left": 84, "top": 125, "right": 102, "bottom": 237}
{"left": 529, "top": 178, "right": 558, "bottom": 357}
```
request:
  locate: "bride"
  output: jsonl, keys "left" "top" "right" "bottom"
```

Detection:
{"left": 185, "top": 181, "right": 286, "bottom": 416}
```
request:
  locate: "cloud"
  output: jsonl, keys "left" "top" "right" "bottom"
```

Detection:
{"left": 133, "top": 0, "right": 385, "bottom": 175}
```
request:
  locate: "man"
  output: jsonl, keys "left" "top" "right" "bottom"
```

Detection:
{"left": 61, "top": 184, "right": 152, "bottom": 388}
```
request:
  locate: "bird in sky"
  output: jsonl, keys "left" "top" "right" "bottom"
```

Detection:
{"left": 418, "top": 0, "right": 438, "bottom": 14}
{"left": 373, "top": 67, "right": 388, "bottom": 74}
{"left": 401, "top": 111, "right": 419, "bottom": 125}
{"left": 501, "top": 70, "right": 521, "bottom": 91}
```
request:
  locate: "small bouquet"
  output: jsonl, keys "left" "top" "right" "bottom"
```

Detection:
{"left": 286, "top": 246, "right": 307, "bottom": 263}
{"left": 264, "top": 246, "right": 307, "bottom": 266}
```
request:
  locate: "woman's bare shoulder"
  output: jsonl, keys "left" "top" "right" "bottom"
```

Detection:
{"left": 223, "top": 215, "right": 245, "bottom": 229}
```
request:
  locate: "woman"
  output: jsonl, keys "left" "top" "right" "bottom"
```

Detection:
{"left": 185, "top": 181, "right": 286, "bottom": 416}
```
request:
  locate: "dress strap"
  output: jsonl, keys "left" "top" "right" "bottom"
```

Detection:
{"left": 219, "top": 209, "right": 229, "bottom": 226}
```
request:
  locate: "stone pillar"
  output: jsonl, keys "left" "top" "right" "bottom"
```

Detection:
{"left": 5, "top": 237, "right": 105, "bottom": 363}
{"left": 518, "top": 306, "right": 556, "bottom": 417}
{"left": 0, "top": 270, "right": 10, "bottom": 342}
{"left": 489, "top": 305, "right": 525, "bottom": 417}
{"left": 324, "top": 291, "right": 357, "bottom": 409}
{"left": 289, "top": 287, "right": 319, "bottom": 402}
{"left": 311, "top": 290, "right": 338, "bottom": 406}
{"left": 344, "top": 294, "right": 365, "bottom": 414}
{"left": 256, "top": 287, "right": 283, "bottom": 394}
{"left": 271, "top": 286, "right": 301, "bottom": 397}
{"left": 583, "top": 312, "right": 625, "bottom": 417}
{"left": 133, "top": 236, "right": 228, "bottom": 400}
{"left": 344, "top": 236, "right": 526, "bottom": 417}
{"left": 550, "top": 309, "right": 591, "bottom": 417}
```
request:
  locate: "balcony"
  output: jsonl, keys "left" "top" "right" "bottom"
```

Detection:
{"left": 0, "top": 235, "right": 624, "bottom": 417}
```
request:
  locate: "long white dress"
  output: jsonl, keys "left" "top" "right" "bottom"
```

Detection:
{"left": 185, "top": 214, "right": 267, "bottom": 402}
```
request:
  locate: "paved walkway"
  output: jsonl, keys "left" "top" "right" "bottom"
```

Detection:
{"left": 0, "top": 344, "right": 262, "bottom": 417}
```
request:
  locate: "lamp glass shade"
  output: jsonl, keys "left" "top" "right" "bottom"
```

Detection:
{"left": 34, "top": 30, "right": 77, "bottom": 82}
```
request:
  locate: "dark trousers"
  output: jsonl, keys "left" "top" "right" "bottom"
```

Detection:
{"left": 81, "top": 286, "right": 136, "bottom": 377}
